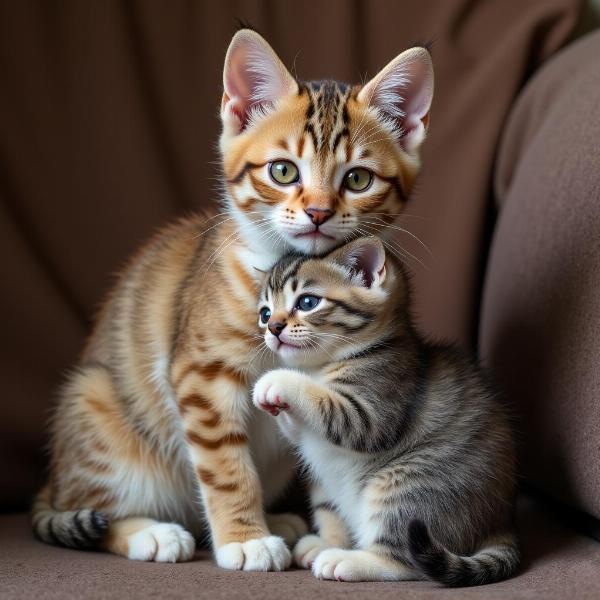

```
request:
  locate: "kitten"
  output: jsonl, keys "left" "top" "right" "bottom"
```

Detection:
{"left": 31, "top": 29, "right": 434, "bottom": 570}
{"left": 253, "top": 236, "right": 519, "bottom": 585}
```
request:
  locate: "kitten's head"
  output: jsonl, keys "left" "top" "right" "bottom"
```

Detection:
{"left": 258, "top": 237, "right": 402, "bottom": 368}
{"left": 220, "top": 29, "right": 433, "bottom": 256}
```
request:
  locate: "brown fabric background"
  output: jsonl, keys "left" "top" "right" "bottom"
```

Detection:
{"left": 480, "top": 29, "right": 600, "bottom": 520}
{"left": 0, "top": 1, "right": 580, "bottom": 510}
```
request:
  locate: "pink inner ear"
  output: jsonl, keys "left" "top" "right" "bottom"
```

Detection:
{"left": 222, "top": 31, "right": 297, "bottom": 133}
{"left": 345, "top": 241, "right": 385, "bottom": 288}
{"left": 358, "top": 48, "right": 433, "bottom": 148}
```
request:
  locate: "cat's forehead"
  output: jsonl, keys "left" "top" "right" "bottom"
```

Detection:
{"left": 266, "top": 254, "right": 345, "bottom": 300}
{"left": 300, "top": 80, "right": 354, "bottom": 155}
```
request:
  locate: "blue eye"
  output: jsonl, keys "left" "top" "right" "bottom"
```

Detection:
{"left": 259, "top": 307, "right": 271, "bottom": 324}
{"left": 296, "top": 295, "right": 321, "bottom": 311}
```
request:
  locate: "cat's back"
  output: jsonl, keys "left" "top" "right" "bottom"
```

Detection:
{"left": 82, "top": 213, "right": 216, "bottom": 367}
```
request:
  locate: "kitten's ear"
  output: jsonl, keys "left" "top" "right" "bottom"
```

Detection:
{"left": 357, "top": 47, "right": 434, "bottom": 153}
{"left": 221, "top": 29, "right": 298, "bottom": 136}
{"left": 331, "top": 237, "right": 387, "bottom": 288}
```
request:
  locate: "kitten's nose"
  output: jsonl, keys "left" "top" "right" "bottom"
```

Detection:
{"left": 305, "top": 207, "right": 333, "bottom": 226}
{"left": 268, "top": 320, "right": 286, "bottom": 337}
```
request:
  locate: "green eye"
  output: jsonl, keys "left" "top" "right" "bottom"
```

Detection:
{"left": 269, "top": 160, "right": 300, "bottom": 185}
{"left": 344, "top": 168, "right": 372, "bottom": 192}
{"left": 296, "top": 295, "right": 321, "bottom": 311}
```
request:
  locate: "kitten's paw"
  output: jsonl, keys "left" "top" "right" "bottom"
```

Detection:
{"left": 252, "top": 371, "right": 295, "bottom": 416}
{"left": 266, "top": 513, "right": 309, "bottom": 547}
{"left": 312, "top": 548, "right": 366, "bottom": 582}
{"left": 216, "top": 535, "right": 291, "bottom": 571}
{"left": 127, "top": 523, "right": 195, "bottom": 562}
{"left": 293, "top": 534, "right": 329, "bottom": 569}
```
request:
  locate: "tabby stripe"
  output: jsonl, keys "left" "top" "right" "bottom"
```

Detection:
{"left": 46, "top": 517, "right": 61, "bottom": 546}
{"left": 327, "top": 297, "right": 374, "bottom": 321}
{"left": 187, "top": 430, "right": 247, "bottom": 450}
{"left": 249, "top": 172, "right": 285, "bottom": 204}
{"left": 357, "top": 186, "right": 392, "bottom": 212}
{"left": 228, "top": 161, "right": 264, "bottom": 184}
{"left": 313, "top": 501, "right": 337, "bottom": 513}
{"left": 336, "top": 389, "right": 372, "bottom": 432}
{"left": 179, "top": 392, "right": 212, "bottom": 413}
{"left": 73, "top": 511, "right": 92, "bottom": 543}
{"left": 197, "top": 467, "right": 239, "bottom": 492}
{"left": 174, "top": 361, "right": 246, "bottom": 389}
{"left": 381, "top": 174, "right": 408, "bottom": 203}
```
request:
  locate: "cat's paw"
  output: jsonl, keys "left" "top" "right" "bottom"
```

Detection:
{"left": 312, "top": 548, "right": 367, "bottom": 581}
{"left": 266, "top": 513, "right": 309, "bottom": 547}
{"left": 253, "top": 371, "right": 296, "bottom": 416}
{"left": 293, "top": 534, "right": 329, "bottom": 569}
{"left": 127, "top": 523, "right": 196, "bottom": 562}
{"left": 216, "top": 535, "right": 291, "bottom": 571}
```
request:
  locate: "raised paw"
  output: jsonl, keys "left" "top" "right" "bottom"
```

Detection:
{"left": 266, "top": 513, "right": 309, "bottom": 547}
{"left": 293, "top": 534, "right": 329, "bottom": 569}
{"left": 252, "top": 372, "right": 294, "bottom": 417}
{"left": 216, "top": 535, "right": 291, "bottom": 571}
{"left": 127, "top": 523, "right": 195, "bottom": 562}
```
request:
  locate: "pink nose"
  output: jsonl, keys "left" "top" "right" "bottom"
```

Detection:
{"left": 305, "top": 208, "right": 333, "bottom": 226}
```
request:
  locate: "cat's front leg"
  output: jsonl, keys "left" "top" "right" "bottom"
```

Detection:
{"left": 173, "top": 360, "right": 291, "bottom": 571}
{"left": 252, "top": 368, "right": 315, "bottom": 421}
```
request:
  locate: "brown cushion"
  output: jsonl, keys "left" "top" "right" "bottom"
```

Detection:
{"left": 0, "top": 1, "right": 580, "bottom": 509}
{"left": 2, "top": 499, "right": 600, "bottom": 599}
{"left": 480, "top": 30, "right": 600, "bottom": 519}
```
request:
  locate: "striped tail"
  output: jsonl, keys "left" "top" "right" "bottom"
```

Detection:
{"left": 407, "top": 519, "right": 520, "bottom": 587}
{"left": 31, "top": 486, "right": 109, "bottom": 549}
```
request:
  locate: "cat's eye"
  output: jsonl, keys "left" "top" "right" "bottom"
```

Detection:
{"left": 344, "top": 168, "right": 372, "bottom": 192}
{"left": 259, "top": 307, "right": 272, "bottom": 324}
{"left": 269, "top": 160, "right": 300, "bottom": 185}
{"left": 296, "top": 294, "right": 321, "bottom": 311}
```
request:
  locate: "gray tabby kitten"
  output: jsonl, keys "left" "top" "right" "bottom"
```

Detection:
{"left": 252, "top": 236, "right": 519, "bottom": 585}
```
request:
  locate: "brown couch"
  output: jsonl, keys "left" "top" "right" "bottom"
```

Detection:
{"left": 2, "top": 2, "right": 599, "bottom": 598}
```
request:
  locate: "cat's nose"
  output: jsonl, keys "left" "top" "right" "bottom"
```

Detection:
{"left": 268, "top": 320, "right": 287, "bottom": 337}
{"left": 305, "top": 207, "right": 333, "bottom": 226}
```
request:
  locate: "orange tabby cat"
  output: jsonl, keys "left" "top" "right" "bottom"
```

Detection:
{"left": 31, "top": 28, "right": 434, "bottom": 570}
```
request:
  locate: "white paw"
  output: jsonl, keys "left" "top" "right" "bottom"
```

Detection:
{"left": 293, "top": 534, "right": 329, "bottom": 569}
{"left": 266, "top": 513, "right": 309, "bottom": 547}
{"left": 127, "top": 523, "right": 195, "bottom": 562}
{"left": 312, "top": 548, "right": 367, "bottom": 582}
{"left": 252, "top": 371, "right": 297, "bottom": 416}
{"left": 216, "top": 535, "right": 291, "bottom": 571}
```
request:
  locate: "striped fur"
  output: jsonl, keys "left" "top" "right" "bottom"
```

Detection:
{"left": 253, "top": 237, "right": 519, "bottom": 585}
{"left": 32, "top": 29, "right": 434, "bottom": 569}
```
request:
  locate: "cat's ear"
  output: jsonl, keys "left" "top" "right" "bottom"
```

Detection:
{"left": 331, "top": 237, "right": 386, "bottom": 288}
{"left": 357, "top": 47, "right": 433, "bottom": 154}
{"left": 221, "top": 29, "right": 298, "bottom": 136}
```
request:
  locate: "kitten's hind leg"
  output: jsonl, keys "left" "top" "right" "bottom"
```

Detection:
{"left": 265, "top": 513, "right": 308, "bottom": 547}
{"left": 312, "top": 547, "right": 419, "bottom": 582}
{"left": 293, "top": 483, "right": 351, "bottom": 569}
{"left": 103, "top": 518, "right": 196, "bottom": 562}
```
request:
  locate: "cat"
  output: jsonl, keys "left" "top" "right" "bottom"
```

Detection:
{"left": 31, "top": 28, "right": 434, "bottom": 571}
{"left": 252, "top": 236, "right": 519, "bottom": 585}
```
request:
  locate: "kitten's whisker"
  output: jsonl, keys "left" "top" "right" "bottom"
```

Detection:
{"left": 363, "top": 219, "right": 434, "bottom": 259}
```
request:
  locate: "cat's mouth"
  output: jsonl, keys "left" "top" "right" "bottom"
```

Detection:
{"left": 294, "top": 229, "right": 335, "bottom": 240}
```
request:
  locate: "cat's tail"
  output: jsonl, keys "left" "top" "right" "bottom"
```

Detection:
{"left": 31, "top": 485, "right": 109, "bottom": 549}
{"left": 407, "top": 519, "right": 519, "bottom": 587}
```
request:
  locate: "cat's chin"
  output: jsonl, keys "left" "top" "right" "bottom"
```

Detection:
{"left": 274, "top": 344, "right": 327, "bottom": 369}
